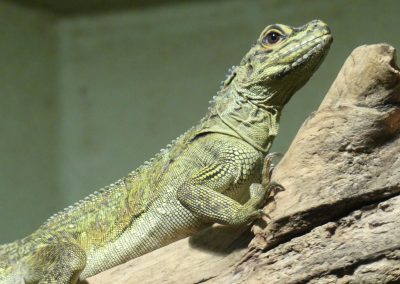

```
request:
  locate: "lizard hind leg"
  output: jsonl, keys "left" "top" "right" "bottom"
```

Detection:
{"left": 27, "top": 242, "right": 86, "bottom": 284}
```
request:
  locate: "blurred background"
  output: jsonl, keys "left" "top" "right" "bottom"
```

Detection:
{"left": 0, "top": 0, "right": 399, "bottom": 243}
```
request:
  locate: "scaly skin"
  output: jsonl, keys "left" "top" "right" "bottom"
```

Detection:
{"left": 0, "top": 20, "right": 332, "bottom": 283}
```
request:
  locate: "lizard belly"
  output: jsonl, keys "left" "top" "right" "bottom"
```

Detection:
{"left": 80, "top": 194, "right": 204, "bottom": 279}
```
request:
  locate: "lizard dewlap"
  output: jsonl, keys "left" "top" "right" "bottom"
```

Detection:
{"left": 0, "top": 20, "right": 331, "bottom": 283}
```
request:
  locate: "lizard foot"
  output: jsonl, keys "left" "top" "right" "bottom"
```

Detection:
{"left": 261, "top": 152, "right": 282, "bottom": 188}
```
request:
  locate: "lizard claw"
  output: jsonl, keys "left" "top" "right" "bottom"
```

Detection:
{"left": 268, "top": 181, "right": 285, "bottom": 195}
{"left": 265, "top": 152, "right": 283, "bottom": 177}
{"left": 265, "top": 152, "right": 283, "bottom": 160}
{"left": 258, "top": 209, "right": 271, "bottom": 220}
{"left": 262, "top": 152, "right": 282, "bottom": 188}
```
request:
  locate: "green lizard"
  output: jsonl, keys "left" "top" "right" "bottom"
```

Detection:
{"left": 0, "top": 20, "right": 332, "bottom": 283}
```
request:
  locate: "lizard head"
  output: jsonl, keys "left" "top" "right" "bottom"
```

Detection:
{"left": 234, "top": 19, "right": 332, "bottom": 106}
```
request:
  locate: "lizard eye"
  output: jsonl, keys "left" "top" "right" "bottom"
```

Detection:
{"left": 262, "top": 31, "right": 283, "bottom": 45}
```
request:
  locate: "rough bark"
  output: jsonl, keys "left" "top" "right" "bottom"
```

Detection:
{"left": 87, "top": 44, "right": 400, "bottom": 284}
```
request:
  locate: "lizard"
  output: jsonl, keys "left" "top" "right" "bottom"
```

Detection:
{"left": 0, "top": 19, "right": 332, "bottom": 284}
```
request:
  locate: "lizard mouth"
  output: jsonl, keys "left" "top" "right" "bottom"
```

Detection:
{"left": 273, "top": 34, "right": 332, "bottom": 78}
{"left": 290, "top": 34, "right": 332, "bottom": 68}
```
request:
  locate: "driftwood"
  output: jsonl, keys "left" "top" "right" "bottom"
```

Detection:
{"left": 87, "top": 44, "right": 400, "bottom": 283}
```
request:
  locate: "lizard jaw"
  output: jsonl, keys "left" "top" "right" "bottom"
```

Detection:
{"left": 273, "top": 33, "right": 333, "bottom": 79}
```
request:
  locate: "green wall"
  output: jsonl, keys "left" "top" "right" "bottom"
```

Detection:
{"left": 1, "top": 0, "right": 400, "bottom": 243}
{"left": 0, "top": 2, "right": 60, "bottom": 242}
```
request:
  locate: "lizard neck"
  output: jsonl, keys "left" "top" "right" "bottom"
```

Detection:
{"left": 216, "top": 82, "right": 281, "bottom": 153}
{"left": 201, "top": 81, "right": 281, "bottom": 154}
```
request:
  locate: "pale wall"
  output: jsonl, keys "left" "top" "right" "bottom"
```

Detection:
{"left": 0, "top": 2, "right": 60, "bottom": 242}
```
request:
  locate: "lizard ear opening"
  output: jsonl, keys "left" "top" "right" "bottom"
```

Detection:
{"left": 245, "top": 62, "right": 254, "bottom": 78}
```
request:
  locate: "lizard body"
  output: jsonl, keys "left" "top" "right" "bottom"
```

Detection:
{"left": 0, "top": 20, "right": 331, "bottom": 283}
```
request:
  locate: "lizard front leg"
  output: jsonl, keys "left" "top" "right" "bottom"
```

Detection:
{"left": 176, "top": 155, "right": 274, "bottom": 226}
